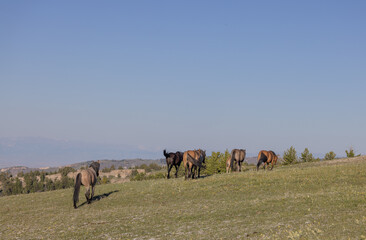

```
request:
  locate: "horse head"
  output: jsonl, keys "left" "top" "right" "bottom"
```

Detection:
{"left": 90, "top": 161, "right": 100, "bottom": 177}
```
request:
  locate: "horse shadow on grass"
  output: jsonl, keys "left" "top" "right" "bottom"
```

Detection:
{"left": 77, "top": 190, "right": 119, "bottom": 208}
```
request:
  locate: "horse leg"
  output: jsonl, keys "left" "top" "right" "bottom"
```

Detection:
{"left": 85, "top": 186, "right": 91, "bottom": 204}
{"left": 198, "top": 166, "right": 201, "bottom": 178}
{"left": 174, "top": 165, "right": 179, "bottom": 178}
{"left": 270, "top": 161, "right": 274, "bottom": 170}
{"left": 238, "top": 161, "right": 241, "bottom": 172}
{"left": 91, "top": 185, "right": 95, "bottom": 201}
{"left": 167, "top": 164, "right": 173, "bottom": 179}
{"left": 185, "top": 163, "right": 188, "bottom": 180}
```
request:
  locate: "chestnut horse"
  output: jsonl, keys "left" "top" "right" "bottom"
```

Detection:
{"left": 73, "top": 161, "right": 100, "bottom": 209}
{"left": 163, "top": 150, "right": 183, "bottom": 179}
{"left": 183, "top": 149, "right": 206, "bottom": 179}
{"left": 257, "top": 150, "right": 278, "bottom": 171}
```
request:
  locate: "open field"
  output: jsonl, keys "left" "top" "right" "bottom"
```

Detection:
{"left": 1, "top": 156, "right": 366, "bottom": 239}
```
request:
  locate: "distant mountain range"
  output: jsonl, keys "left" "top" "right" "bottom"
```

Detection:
{"left": 0, "top": 137, "right": 261, "bottom": 174}
{"left": 0, "top": 158, "right": 166, "bottom": 176}
{"left": 0, "top": 137, "right": 163, "bottom": 168}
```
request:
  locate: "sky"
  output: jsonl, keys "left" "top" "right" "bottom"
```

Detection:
{"left": 1, "top": 1, "right": 366, "bottom": 167}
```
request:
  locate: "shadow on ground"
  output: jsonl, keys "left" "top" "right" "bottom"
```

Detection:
{"left": 77, "top": 190, "right": 119, "bottom": 208}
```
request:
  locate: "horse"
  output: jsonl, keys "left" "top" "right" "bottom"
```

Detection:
{"left": 183, "top": 149, "right": 206, "bottom": 179}
{"left": 73, "top": 161, "right": 100, "bottom": 209}
{"left": 226, "top": 154, "right": 232, "bottom": 173}
{"left": 230, "top": 149, "right": 246, "bottom": 172}
{"left": 163, "top": 150, "right": 183, "bottom": 179}
{"left": 257, "top": 150, "right": 278, "bottom": 171}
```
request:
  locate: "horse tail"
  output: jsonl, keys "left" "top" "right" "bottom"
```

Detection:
{"left": 73, "top": 173, "right": 81, "bottom": 209}
{"left": 163, "top": 149, "right": 169, "bottom": 158}
{"left": 257, "top": 151, "right": 266, "bottom": 171}
{"left": 257, "top": 159, "right": 264, "bottom": 171}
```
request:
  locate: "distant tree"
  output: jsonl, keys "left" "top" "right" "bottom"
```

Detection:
{"left": 139, "top": 164, "right": 149, "bottom": 172}
{"left": 148, "top": 163, "right": 162, "bottom": 171}
{"left": 300, "top": 148, "right": 314, "bottom": 162}
{"left": 324, "top": 151, "right": 336, "bottom": 160}
{"left": 24, "top": 171, "right": 39, "bottom": 193}
{"left": 2, "top": 178, "right": 14, "bottom": 196}
{"left": 45, "top": 178, "right": 55, "bottom": 191}
{"left": 101, "top": 176, "right": 110, "bottom": 184}
{"left": 59, "top": 167, "right": 75, "bottom": 177}
{"left": 110, "top": 165, "right": 116, "bottom": 171}
{"left": 345, "top": 147, "right": 361, "bottom": 158}
{"left": 282, "top": 146, "right": 297, "bottom": 165}
{"left": 203, "top": 150, "right": 228, "bottom": 175}
{"left": 40, "top": 172, "right": 46, "bottom": 182}
{"left": 13, "top": 178, "right": 23, "bottom": 195}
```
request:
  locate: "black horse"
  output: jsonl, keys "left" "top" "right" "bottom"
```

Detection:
{"left": 163, "top": 150, "right": 183, "bottom": 179}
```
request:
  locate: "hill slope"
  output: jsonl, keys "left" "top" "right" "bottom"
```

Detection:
{"left": 1, "top": 156, "right": 366, "bottom": 239}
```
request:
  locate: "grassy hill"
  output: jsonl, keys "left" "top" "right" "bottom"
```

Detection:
{"left": 1, "top": 156, "right": 366, "bottom": 239}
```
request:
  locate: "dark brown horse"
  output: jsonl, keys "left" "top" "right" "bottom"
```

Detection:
{"left": 73, "top": 161, "right": 100, "bottom": 209}
{"left": 257, "top": 150, "right": 278, "bottom": 170}
{"left": 230, "top": 149, "right": 246, "bottom": 172}
{"left": 163, "top": 150, "right": 183, "bottom": 179}
{"left": 183, "top": 149, "right": 206, "bottom": 179}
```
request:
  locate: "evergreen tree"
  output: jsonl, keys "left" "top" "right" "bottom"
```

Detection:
{"left": 300, "top": 148, "right": 314, "bottom": 162}
{"left": 345, "top": 147, "right": 360, "bottom": 158}
{"left": 282, "top": 146, "right": 297, "bottom": 165}
{"left": 324, "top": 151, "right": 336, "bottom": 160}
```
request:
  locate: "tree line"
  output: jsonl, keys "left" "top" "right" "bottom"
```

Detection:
{"left": 0, "top": 167, "right": 76, "bottom": 196}
{"left": 0, "top": 163, "right": 164, "bottom": 197}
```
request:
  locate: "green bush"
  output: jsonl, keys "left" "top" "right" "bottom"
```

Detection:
{"left": 130, "top": 172, "right": 147, "bottom": 181}
{"left": 324, "top": 151, "right": 336, "bottom": 160}
{"left": 101, "top": 176, "right": 110, "bottom": 184}
{"left": 300, "top": 148, "right": 315, "bottom": 162}
{"left": 282, "top": 146, "right": 297, "bottom": 165}
{"left": 203, "top": 150, "right": 229, "bottom": 175}
{"left": 345, "top": 147, "right": 361, "bottom": 158}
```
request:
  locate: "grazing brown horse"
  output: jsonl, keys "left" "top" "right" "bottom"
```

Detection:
{"left": 257, "top": 150, "right": 278, "bottom": 171}
{"left": 163, "top": 150, "right": 183, "bottom": 179}
{"left": 230, "top": 149, "right": 246, "bottom": 172}
{"left": 73, "top": 161, "right": 100, "bottom": 209}
{"left": 183, "top": 149, "right": 206, "bottom": 179}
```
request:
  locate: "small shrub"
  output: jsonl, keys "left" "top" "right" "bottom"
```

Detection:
{"left": 130, "top": 172, "right": 146, "bottom": 181}
{"left": 101, "top": 176, "right": 110, "bottom": 184}
{"left": 324, "top": 151, "right": 336, "bottom": 160}
{"left": 345, "top": 147, "right": 361, "bottom": 158}
{"left": 300, "top": 148, "right": 314, "bottom": 162}
{"left": 282, "top": 146, "right": 297, "bottom": 165}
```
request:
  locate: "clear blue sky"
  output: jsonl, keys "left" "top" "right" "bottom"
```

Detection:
{"left": 1, "top": 1, "right": 365, "bottom": 160}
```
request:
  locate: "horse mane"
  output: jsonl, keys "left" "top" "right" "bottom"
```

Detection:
{"left": 89, "top": 161, "right": 100, "bottom": 176}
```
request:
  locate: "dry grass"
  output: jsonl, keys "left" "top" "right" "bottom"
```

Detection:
{"left": 1, "top": 156, "right": 366, "bottom": 239}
